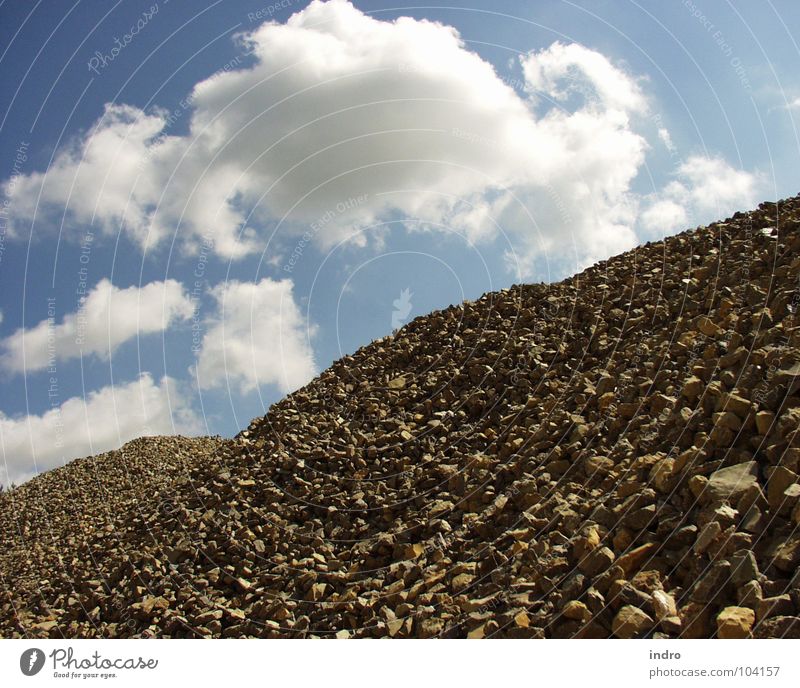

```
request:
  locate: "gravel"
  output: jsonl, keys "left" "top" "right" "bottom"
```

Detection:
{"left": 2, "top": 196, "right": 799, "bottom": 638}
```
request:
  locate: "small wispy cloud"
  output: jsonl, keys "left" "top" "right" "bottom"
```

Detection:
{"left": 657, "top": 128, "right": 676, "bottom": 153}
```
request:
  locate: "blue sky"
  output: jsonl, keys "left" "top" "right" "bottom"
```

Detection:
{"left": 0, "top": 0, "right": 798, "bottom": 484}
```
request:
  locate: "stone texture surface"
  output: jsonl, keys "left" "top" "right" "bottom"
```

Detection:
{"left": 717, "top": 607, "right": 756, "bottom": 639}
{"left": 2, "top": 196, "right": 800, "bottom": 638}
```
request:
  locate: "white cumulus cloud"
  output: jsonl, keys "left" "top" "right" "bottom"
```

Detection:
{"left": 522, "top": 40, "right": 647, "bottom": 114}
{"left": 0, "top": 374, "right": 201, "bottom": 485}
{"left": 0, "top": 0, "right": 762, "bottom": 276}
{"left": 3, "top": 104, "right": 167, "bottom": 247}
{"left": 640, "top": 196, "right": 688, "bottom": 236}
{"left": 676, "top": 155, "right": 762, "bottom": 214}
{"left": 640, "top": 156, "right": 762, "bottom": 237}
{"left": 0, "top": 279, "right": 195, "bottom": 374}
{"left": 193, "top": 278, "right": 316, "bottom": 394}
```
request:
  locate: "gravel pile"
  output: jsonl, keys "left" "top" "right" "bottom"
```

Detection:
{"left": 2, "top": 196, "right": 799, "bottom": 638}
{"left": 0, "top": 436, "right": 222, "bottom": 637}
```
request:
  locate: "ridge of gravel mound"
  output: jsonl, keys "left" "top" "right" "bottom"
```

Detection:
{"left": 2, "top": 196, "right": 799, "bottom": 638}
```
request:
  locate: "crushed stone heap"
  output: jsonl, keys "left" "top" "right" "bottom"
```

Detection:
{"left": 2, "top": 196, "right": 800, "bottom": 639}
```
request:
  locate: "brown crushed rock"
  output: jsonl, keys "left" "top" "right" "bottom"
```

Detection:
{"left": 0, "top": 436, "right": 222, "bottom": 637}
{"left": 2, "top": 196, "right": 800, "bottom": 639}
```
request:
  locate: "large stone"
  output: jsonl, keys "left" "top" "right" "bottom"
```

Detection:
{"left": 782, "top": 483, "right": 800, "bottom": 517}
{"left": 141, "top": 596, "right": 170, "bottom": 615}
{"left": 757, "top": 595, "right": 794, "bottom": 622}
{"left": 755, "top": 410, "right": 775, "bottom": 435}
{"left": 716, "top": 606, "right": 755, "bottom": 638}
{"left": 649, "top": 458, "right": 676, "bottom": 493}
{"left": 767, "top": 467, "right": 799, "bottom": 511}
{"left": 682, "top": 376, "right": 705, "bottom": 400}
{"left": 615, "top": 543, "right": 657, "bottom": 575}
{"left": 723, "top": 394, "right": 753, "bottom": 419}
{"left": 386, "top": 376, "right": 407, "bottom": 390}
{"left": 774, "top": 363, "right": 800, "bottom": 396}
{"left": 729, "top": 549, "right": 759, "bottom": 585}
{"left": 691, "top": 561, "right": 732, "bottom": 603}
{"left": 578, "top": 547, "right": 616, "bottom": 576}
{"left": 694, "top": 521, "right": 721, "bottom": 554}
{"left": 31, "top": 620, "right": 58, "bottom": 633}
{"left": 679, "top": 603, "right": 710, "bottom": 639}
{"left": 707, "top": 462, "right": 759, "bottom": 503}
{"left": 773, "top": 537, "right": 800, "bottom": 573}
{"left": 612, "top": 606, "right": 653, "bottom": 638}
{"left": 651, "top": 590, "right": 678, "bottom": 620}
{"left": 697, "top": 317, "right": 721, "bottom": 337}
{"left": 584, "top": 455, "right": 615, "bottom": 477}
{"left": 562, "top": 600, "right": 591, "bottom": 622}
{"left": 596, "top": 375, "right": 616, "bottom": 396}
{"left": 737, "top": 580, "right": 763, "bottom": 608}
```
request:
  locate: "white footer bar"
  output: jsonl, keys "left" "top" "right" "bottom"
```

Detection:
{"left": 0, "top": 639, "right": 796, "bottom": 686}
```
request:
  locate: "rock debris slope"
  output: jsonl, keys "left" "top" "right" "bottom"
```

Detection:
{"left": 2, "top": 196, "right": 800, "bottom": 639}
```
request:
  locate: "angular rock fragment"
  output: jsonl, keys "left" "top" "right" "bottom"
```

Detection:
{"left": 717, "top": 607, "right": 755, "bottom": 639}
